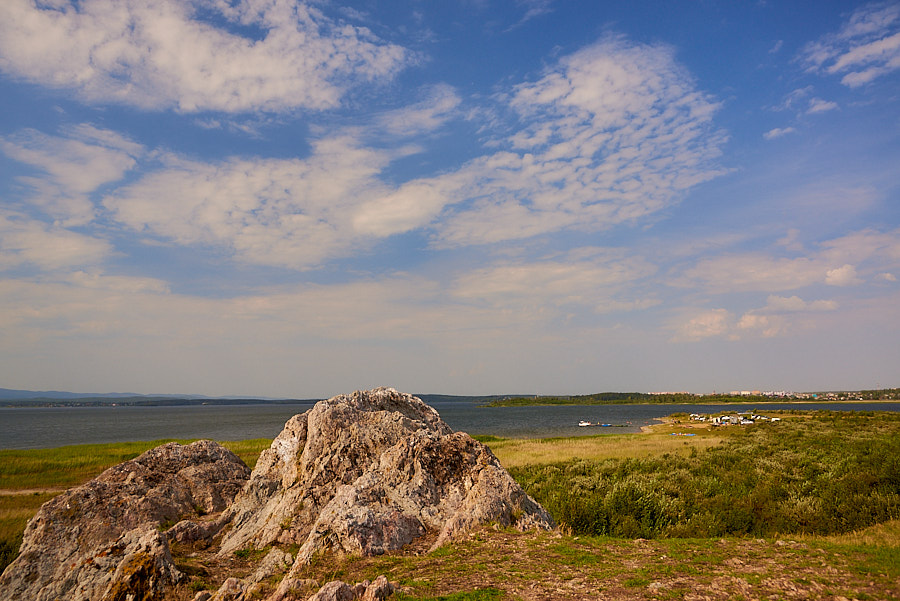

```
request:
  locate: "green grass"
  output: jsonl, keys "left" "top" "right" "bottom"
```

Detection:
{"left": 395, "top": 589, "right": 504, "bottom": 601}
{"left": 510, "top": 411, "right": 900, "bottom": 539}
{"left": 0, "top": 438, "right": 272, "bottom": 491}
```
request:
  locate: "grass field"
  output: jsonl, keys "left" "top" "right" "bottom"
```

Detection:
{"left": 477, "top": 422, "right": 724, "bottom": 468}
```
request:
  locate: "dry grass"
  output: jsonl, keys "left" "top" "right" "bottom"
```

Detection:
{"left": 484, "top": 424, "right": 725, "bottom": 469}
{"left": 801, "top": 519, "right": 900, "bottom": 547}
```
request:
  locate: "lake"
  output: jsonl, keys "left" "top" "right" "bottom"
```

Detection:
{"left": 2, "top": 401, "right": 899, "bottom": 450}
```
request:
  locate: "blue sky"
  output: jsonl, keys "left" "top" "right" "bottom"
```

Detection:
{"left": 0, "top": 0, "right": 898, "bottom": 398}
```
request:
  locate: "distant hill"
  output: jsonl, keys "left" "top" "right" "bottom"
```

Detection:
{"left": 0, "top": 387, "right": 315, "bottom": 406}
{"left": 0, "top": 387, "right": 148, "bottom": 400}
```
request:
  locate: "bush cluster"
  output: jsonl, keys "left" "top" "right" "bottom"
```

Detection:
{"left": 511, "top": 411, "right": 900, "bottom": 538}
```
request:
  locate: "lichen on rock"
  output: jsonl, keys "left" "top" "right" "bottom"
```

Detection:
{"left": 220, "top": 387, "right": 554, "bottom": 566}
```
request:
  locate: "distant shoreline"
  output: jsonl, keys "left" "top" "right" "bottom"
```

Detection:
{"left": 4, "top": 397, "right": 900, "bottom": 409}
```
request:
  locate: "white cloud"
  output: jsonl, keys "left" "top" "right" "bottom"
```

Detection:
{"left": 763, "top": 127, "right": 796, "bottom": 140}
{"left": 0, "top": 0, "right": 411, "bottom": 113}
{"left": 375, "top": 84, "right": 462, "bottom": 136}
{"left": 800, "top": 2, "right": 900, "bottom": 87}
{"left": 104, "top": 135, "right": 396, "bottom": 269}
{"left": 450, "top": 248, "right": 657, "bottom": 313}
{"left": 2, "top": 34, "right": 728, "bottom": 272}
{"left": 427, "top": 37, "right": 727, "bottom": 246}
{"left": 807, "top": 98, "right": 839, "bottom": 114}
{"left": 879, "top": 272, "right": 898, "bottom": 282}
{"left": 676, "top": 254, "right": 824, "bottom": 292}
{"left": 0, "top": 211, "right": 111, "bottom": 270}
{"left": 776, "top": 86, "right": 814, "bottom": 111}
{"left": 0, "top": 268, "right": 599, "bottom": 394}
{"left": 735, "top": 313, "right": 784, "bottom": 338}
{"left": 0, "top": 35, "right": 727, "bottom": 271}
{"left": 352, "top": 179, "right": 449, "bottom": 238}
{"left": 825, "top": 263, "right": 862, "bottom": 286}
{"left": 762, "top": 295, "right": 838, "bottom": 312}
{"left": 0, "top": 125, "right": 142, "bottom": 225}
{"left": 675, "top": 228, "right": 900, "bottom": 293}
{"left": 673, "top": 295, "right": 839, "bottom": 343}
{"left": 672, "top": 308, "right": 732, "bottom": 342}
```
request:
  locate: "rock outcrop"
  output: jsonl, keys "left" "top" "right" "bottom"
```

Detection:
{"left": 0, "top": 388, "right": 555, "bottom": 601}
{"left": 220, "top": 387, "right": 554, "bottom": 566}
{"left": 0, "top": 440, "right": 250, "bottom": 601}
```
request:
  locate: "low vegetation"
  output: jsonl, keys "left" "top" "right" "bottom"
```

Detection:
{"left": 509, "top": 411, "right": 900, "bottom": 539}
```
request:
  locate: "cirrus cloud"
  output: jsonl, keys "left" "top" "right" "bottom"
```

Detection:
{"left": 800, "top": 2, "right": 900, "bottom": 87}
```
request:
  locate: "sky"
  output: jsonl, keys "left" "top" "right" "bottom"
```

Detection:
{"left": 0, "top": 1, "right": 898, "bottom": 398}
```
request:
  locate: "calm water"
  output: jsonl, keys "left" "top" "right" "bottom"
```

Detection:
{"left": 2, "top": 401, "right": 899, "bottom": 450}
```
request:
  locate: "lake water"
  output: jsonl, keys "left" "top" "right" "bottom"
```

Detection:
{"left": 2, "top": 401, "right": 899, "bottom": 450}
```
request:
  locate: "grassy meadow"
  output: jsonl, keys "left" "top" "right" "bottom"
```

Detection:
{"left": 1, "top": 412, "right": 899, "bottom": 599}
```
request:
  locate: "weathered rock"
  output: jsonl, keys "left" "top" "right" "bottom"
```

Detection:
{"left": 244, "top": 547, "right": 294, "bottom": 588}
{"left": 0, "top": 440, "right": 250, "bottom": 601}
{"left": 303, "top": 576, "right": 395, "bottom": 601}
{"left": 221, "top": 387, "right": 554, "bottom": 568}
{"left": 209, "top": 577, "right": 245, "bottom": 601}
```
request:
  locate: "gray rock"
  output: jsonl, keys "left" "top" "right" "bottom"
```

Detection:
{"left": 0, "top": 440, "right": 250, "bottom": 601}
{"left": 303, "top": 576, "right": 395, "bottom": 601}
{"left": 221, "top": 387, "right": 553, "bottom": 566}
{"left": 209, "top": 577, "right": 244, "bottom": 601}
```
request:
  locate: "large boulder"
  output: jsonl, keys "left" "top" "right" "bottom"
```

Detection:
{"left": 0, "top": 440, "right": 250, "bottom": 601}
{"left": 221, "top": 387, "right": 555, "bottom": 568}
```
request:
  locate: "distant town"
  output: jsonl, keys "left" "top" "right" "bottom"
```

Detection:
{"left": 651, "top": 389, "right": 900, "bottom": 401}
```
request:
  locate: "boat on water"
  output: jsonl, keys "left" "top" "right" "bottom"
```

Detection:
{"left": 578, "top": 420, "right": 592, "bottom": 427}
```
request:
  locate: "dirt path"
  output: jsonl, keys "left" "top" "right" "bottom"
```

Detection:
{"left": 0, "top": 487, "right": 65, "bottom": 496}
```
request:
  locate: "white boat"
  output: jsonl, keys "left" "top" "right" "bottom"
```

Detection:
{"left": 578, "top": 420, "right": 592, "bottom": 427}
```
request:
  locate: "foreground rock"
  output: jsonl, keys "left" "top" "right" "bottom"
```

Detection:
{"left": 218, "top": 387, "right": 554, "bottom": 600}
{"left": 0, "top": 440, "right": 249, "bottom": 601}
{"left": 221, "top": 388, "right": 554, "bottom": 564}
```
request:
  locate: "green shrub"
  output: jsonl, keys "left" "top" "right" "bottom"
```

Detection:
{"left": 512, "top": 412, "right": 900, "bottom": 538}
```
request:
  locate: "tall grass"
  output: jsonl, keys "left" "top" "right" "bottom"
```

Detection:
{"left": 511, "top": 411, "right": 900, "bottom": 539}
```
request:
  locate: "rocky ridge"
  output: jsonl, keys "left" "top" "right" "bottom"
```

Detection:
{"left": 0, "top": 388, "right": 555, "bottom": 601}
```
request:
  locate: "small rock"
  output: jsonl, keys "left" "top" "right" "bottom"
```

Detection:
{"left": 211, "top": 577, "right": 245, "bottom": 601}
{"left": 304, "top": 576, "right": 395, "bottom": 601}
